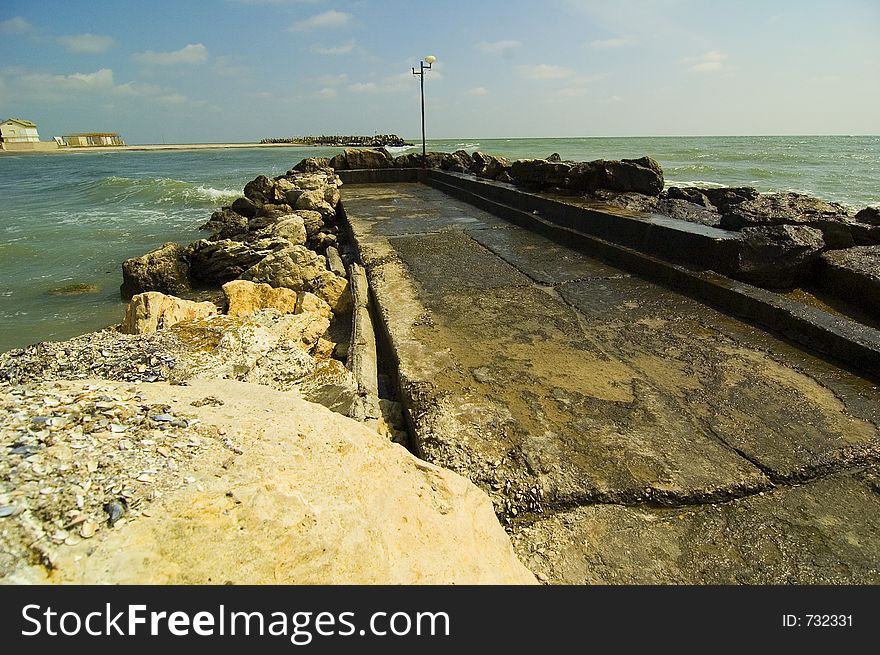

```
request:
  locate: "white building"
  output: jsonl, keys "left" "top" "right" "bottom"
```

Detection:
{"left": 0, "top": 119, "right": 40, "bottom": 143}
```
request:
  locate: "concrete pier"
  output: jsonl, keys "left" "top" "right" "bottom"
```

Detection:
{"left": 341, "top": 181, "right": 880, "bottom": 584}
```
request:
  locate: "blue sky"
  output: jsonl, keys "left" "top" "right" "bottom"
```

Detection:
{"left": 1, "top": 0, "right": 878, "bottom": 143}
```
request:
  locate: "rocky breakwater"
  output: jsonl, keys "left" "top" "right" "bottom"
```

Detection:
{"left": 0, "top": 157, "right": 535, "bottom": 584}
{"left": 337, "top": 147, "right": 880, "bottom": 303}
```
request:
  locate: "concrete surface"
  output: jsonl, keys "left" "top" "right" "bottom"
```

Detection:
{"left": 341, "top": 183, "right": 880, "bottom": 584}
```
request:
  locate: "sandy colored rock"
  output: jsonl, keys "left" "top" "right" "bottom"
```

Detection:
{"left": 296, "top": 291, "right": 333, "bottom": 321}
{"left": 295, "top": 188, "right": 336, "bottom": 218}
{"left": 240, "top": 245, "right": 327, "bottom": 291}
{"left": 222, "top": 279, "right": 299, "bottom": 317}
{"left": 311, "top": 270, "right": 352, "bottom": 315}
{"left": 121, "top": 292, "right": 217, "bottom": 334}
{"left": 48, "top": 379, "right": 536, "bottom": 584}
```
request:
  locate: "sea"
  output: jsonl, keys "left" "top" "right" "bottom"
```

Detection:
{"left": 1, "top": 135, "right": 878, "bottom": 353}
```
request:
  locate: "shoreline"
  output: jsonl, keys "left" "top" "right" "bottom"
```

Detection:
{"left": 0, "top": 142, "right": 318, "bottom": 156}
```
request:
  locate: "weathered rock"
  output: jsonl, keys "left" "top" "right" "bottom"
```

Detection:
{"left": 511, "top": 158, "right": 573, "bottom": 188}
{"left": 546, "top": 152, "right": 562, "bottom": 162}
{"left": 243, "top": 175, "right": 275, "bottom": 204}
{"left": 733, "top": 224, "right": 825, "bottom": 288}
{"left": 257, "top": 203, "right": 295, "bottom": 220}
{"left": 294, "top": 359, "right": 359, "bottom": 415}
{"left": 186, "top": 238, "right": 288, "bottom": 285}
{"left": 721, "top": 192, "right": 854, "bottom": 249}
{"left": 393, "top": 152, "right": 422, "bottom": 168}
{"left": 657, "top": 198, "right": 722, "bottom": 227}
{"left": 590, "top": 190, "right": 659, "bottom": 213}
{"left": 296, "top": 291, "right": 333, "bottom": 321}
{"left": 121, "top": 242, "right": 191, "bottom": 299}
{"left": 291, "top": 157, "right": 331, "bottom": 174}
{"left": 472, "top": 151, "right": 512, "bottom": 179}
{"left": 311, "top": 270, "right": 352, "bottom": 315}
{"left": 121, "top": 292, "right": 217, "bottom": 334}
{"left": 199, "top": 209, "right": 249, "bottom": 241}
{"left": 495, "top": 170, "right": 514, "bottom": 184}
{"left": 222, "top": 280, "right": 299, "bottom": 317}
{"left": 295, "top": 189, "right": 336, "bottom": 218}
{"left": 230, "top": 196, "right": 259, "bottom": 218}
{"left": 852, "top": 223, "right": 880, "bottom": 246}
{"left": 818, "top": 246, "right": 880, "bottom": 316}
{"left": 297, "top": 210, "right": 326, "bottom": 240}
{"left": 323, "top": 184, "right": 341, "bottom": 208}
{"left": 440, "top": 150, "right": 474, "bottom": 173}
{"left": 328, "top": 153, "right": 348, "bottom": 170}
{"left": 265, "top": 214, "right": 307, "bottom": 246}
{"left": 343, "top": 148, "right": 394, "bottom": 169}
{"left": 665, "top": 186, "right": 714, "bottom": 209}
{"left": 698, "top": 187, "right": 759, "bottom": 212}
{"left": 325, "top": 246, "right": 346, "bottom": 277}
{"left": 855, "top": 206, "right": 880, "bottom": 226}
{"left": 49, "top": 379, "right": 535, "bottom": 584}
{"left": 239, "top": 245, "right": 328, "bottom": 291}
{"left": 602, "top": 157, "right": 665, "bottom": 196}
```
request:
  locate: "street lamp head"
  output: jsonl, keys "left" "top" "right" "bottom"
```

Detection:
{"left": 424, "top": 55, "right": 436, "bottom": 65}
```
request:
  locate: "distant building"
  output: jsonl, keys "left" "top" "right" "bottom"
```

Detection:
{"left": 62, "top": 132, "right": 126, "bottom": 147}
{"left": 0, "top": 118, "right": 40, "bottom": 143}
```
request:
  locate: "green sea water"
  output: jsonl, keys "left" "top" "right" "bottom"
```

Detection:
{"left": 0, "top": 136, "right": 878, "bottom": 352}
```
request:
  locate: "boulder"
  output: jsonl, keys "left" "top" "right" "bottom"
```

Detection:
{"left": 243, "top": 175, "right": 275, "bottom": 204}
{"left": 328, "top": 153, "right": 348, "bottom": 170}
{"left": 817, "top": 246, "right": 880, "bottom": 316}
{"left": 699, "top": 187, "right": 759, "bottom": 213}
{"left": 440, "top": 150, "right": 474, "bottom": 173}
{"left": 310, "top": 270, "right": 352, "bottom": 315}
{"left": 296, "top": 291, "right": 333, "bottom": 321}
{"left": 297, "top": 210, "right": 326, "bottom": 240}
{"left": 121, "top": 292, "right": 217, "bottom": 334}
{"left": 121, "top": 242, "right": 191, "bottom": 299}
{"left": 186, "top": 238, "right": 288, "bottom": 285}
{"left": 657, "top": 198, "right": 722, "bottom": 227}
{"left": 720, "top": 192, "right": 854, "bottom": 249}
{"left": 665, "top": 186, "right": 714, "bottom": 209}
{"left": 290, "top": 157, "right": 331, "bottom": 174}
{"left": 393, "top": 153, "right": 422, "bottom": 168}
{"left": 239, "top": 245, "right": 328, "bottom": 291}
{"left": 852, "top": 223, "right": 880, "bottom": 246}
{"left": 265, "top": 214, "right": 307, "bottom": 246}
{"left": 295, "top": 189, "right": 336, "bottom": 218}
{"left": 590, "top": 190, "right": 659, "bottom": 213}
{"left": 222, "top": 280, "right": 300, "bottom": 317}
{"left": 855, "top": 207, "right": 880, "bottom": 226}
{"left": 601, "top": 157, "right": 665, "bottom": 196}
{"left": 511, "top": 159, "right": 574, "bottom": 188}
{"left": 472, "top": 151, "right": 512, "bottom": 179}
{"left": 230, "top": 196, "right": 259, "bottom": 218}
{"left": 343, "top": 148, "right": 393, "bottom": 169}
{"left": 50, "top": 379, "right": 536, "bottom": 584}
{"left": 546, "top": 153, "right": 563, "bottom": 162}
{"left": 199, "top": 209, "right": 249, "bottom": 241}
{"left": 294, "top": 359, "right": 359, "bottom": 415}
{"left": 733, "top": 224, "right": 825, "bottom": 288}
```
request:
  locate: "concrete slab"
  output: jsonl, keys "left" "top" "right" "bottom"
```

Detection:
{"left": 342, "top": 182, "right": 880, "bottom": 583}
{"left": 512, "top": 467, "right": 880, "bottom": 584}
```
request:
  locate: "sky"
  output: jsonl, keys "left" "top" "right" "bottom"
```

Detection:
{"left": 1, "top": 0, "right": 878, "bottom": 143}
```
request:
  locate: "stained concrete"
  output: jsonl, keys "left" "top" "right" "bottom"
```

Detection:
{"left": 341, "top": 182, "right": 880, "bottom": 584}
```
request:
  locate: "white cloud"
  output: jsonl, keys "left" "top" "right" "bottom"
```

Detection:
{"left": 516, "top": 64, "right": 574, "bottom": 80}
{"left": 689, "top": 50, "right": 729, "bottom": 73}
{"left": 289, "top": 10, "right": 351, "bottom": 31}
{"left": 311, "top": 40, "right": 356, "bottom": 55}
{"left": 559, "top": 87, "right": 589, "bottom": 97}
{"left": 213, "top": 55, "right": 251, "bottom": 77}
{"left": 348, "top": 81, "right": 379, "bottom": 94}
{"left": 590, "top": 36, "right": 634, "bottom": 49}
{"left": 133, "top": 43, "right": 209, "bottom": 66}
{"left": 57, "top": 33, "right": 115, "bottom": 54}
{"left": 477, "top": 40, "right": 522, "bottom": 57}
{"left": 0, "top": 16, "right": 30, "bottom": 34}
{"left": 316, "top": 87, "right": 338, "bottom": 98}
{"left": 466, "top": 86, "right": 489, "bottom": 96}
{"left": 317, "top": 73, "right": 348, "bottom": 86}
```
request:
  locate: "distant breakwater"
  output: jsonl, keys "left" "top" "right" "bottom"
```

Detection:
{"left": 260, "top": 134, "right": 412, "bottom": 148}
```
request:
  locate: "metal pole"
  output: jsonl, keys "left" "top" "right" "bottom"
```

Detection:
{"left": 420, "top": 61, "right": 426, "bottom": 167}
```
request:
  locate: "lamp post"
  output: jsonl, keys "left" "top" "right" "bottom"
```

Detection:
{"left": 412, "top": 55, "right": 436, "bottom": 167}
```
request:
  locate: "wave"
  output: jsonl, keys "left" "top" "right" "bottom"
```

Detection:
{"left": 385, "top": 145, "right": 415, "bottom": 154}
{"left": 84, "top": 176, "right": 239, "bottom": 207}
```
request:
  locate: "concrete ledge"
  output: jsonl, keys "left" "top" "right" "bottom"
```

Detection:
{"left": 335, "top": 168, "right": 880, "bottom": 380}
{"left": 346, "top": 263, "right": 380, "bottom": 425}
{"left": 337, "top": 168, "right": 420, "bottom": 184}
